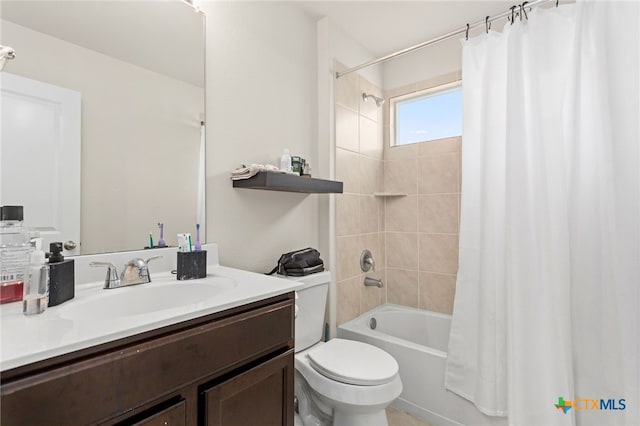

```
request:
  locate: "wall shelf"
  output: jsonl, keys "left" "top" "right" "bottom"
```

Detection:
{"left": 232, "top": 171, "right": 343, "bottom": 194}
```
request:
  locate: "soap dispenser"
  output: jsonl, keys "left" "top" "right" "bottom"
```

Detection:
{"left": 47, "top": 242, "right": 75, "bottom": 306}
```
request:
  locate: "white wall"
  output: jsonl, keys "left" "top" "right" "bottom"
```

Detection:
{"left": 329, "top": 22, "right": 383, "bottom": 88}
{"left": 383, "top": 36, "right": 462, "bottom": 91}
{"left": 1, "top": 20, "right": 203, "bottom": 254}
{"left": 202, "top": 1, "right": 320, "bottom": 273}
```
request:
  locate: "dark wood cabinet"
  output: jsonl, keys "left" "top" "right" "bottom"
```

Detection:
{"left": 130, "top": 399, "right": 187, "bottom": 426}
{"left": 0, "top": 293, "right": 295, "bottom": 426}
{"left": 203, "top": 350, "right": 294, "bottom": 426}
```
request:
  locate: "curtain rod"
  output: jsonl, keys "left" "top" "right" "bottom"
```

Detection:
{"left": 335, "top": 0, "right": 553, "bottom": 79}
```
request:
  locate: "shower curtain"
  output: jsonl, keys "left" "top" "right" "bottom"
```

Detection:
{"left": 445, "top": 1, "right": 639, "bottom": 425}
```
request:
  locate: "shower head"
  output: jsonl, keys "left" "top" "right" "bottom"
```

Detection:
{"left": 0, "top": 45, "right": 16, "bottom": 72}
{"left": 362, "top": 92, "right": 385, "bottom": 107}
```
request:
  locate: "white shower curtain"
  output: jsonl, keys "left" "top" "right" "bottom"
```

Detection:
{"left": 445, "top": 2, "right": 639, "bottom": 425}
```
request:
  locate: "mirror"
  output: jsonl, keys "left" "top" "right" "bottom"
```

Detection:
{"left": 1, "top": 0, "right": 205, "bottom": 255}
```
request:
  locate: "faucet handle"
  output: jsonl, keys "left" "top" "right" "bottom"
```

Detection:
{"left": 90, "top": 261, "right": 120, "bottom": 289}
{"left": 143, "top": 255, "right": 162, "bottom": 283}
{"left": 144, "top": 255, "right": 162, "bottom": 264}
{"left": 360, "top": 249, "right": 375, "bottom": 272}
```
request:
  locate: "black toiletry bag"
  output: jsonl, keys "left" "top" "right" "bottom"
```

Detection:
{"left": 267, "top": 247, "right": 324, "bottom": 276}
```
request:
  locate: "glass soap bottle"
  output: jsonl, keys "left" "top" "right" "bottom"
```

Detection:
{"left": 23, "top": 248, "right": 49, "bottom": 315}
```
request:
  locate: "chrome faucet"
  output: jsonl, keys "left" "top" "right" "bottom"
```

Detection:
{"left": 90, "top": 256, "right": 162, "bottom": 289}
{"left": 364, "top": 277, "right": 384, "bottom": 288}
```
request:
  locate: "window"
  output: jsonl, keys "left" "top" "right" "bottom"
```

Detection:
{"left": 390, "top": 81, "right": 462, "bottom": 146}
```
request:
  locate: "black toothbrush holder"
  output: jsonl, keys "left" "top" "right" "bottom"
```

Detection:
{"left": 176, "top": 250, "right": 207, "bottom": 280}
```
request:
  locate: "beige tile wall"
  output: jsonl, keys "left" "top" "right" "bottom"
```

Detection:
{"left": 383, "top": 140, "right": 460, "bottom": 315}
{"left": 335, "top": 68, "right": 462, "bottom": 324}
{"left": 335, "top": 62, "right": 385, "bottom": 325}
{"left": 382, "top": 73, "right": 462, "bottom": 315}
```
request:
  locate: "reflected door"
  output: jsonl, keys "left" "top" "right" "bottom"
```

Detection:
{"left": 1, "top": 72, "right": 81, "bottom": 255}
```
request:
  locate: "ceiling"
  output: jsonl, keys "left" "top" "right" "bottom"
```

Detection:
{"left": 2, "top": 0, "right": 529, "bottom": 84}
{"left": 295, "top": 1, "right": 517, "bottom": 57}
{"left": 1, "top": 1, "right": 205, "bottom": 87}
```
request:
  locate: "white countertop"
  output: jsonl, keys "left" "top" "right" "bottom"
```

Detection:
{"left": 0, "top": 244, "right": 304, "bottom": 372}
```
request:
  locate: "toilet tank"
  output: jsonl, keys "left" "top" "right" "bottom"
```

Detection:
{"left": 279, "top": 271, "right": 330, "bottom": 352}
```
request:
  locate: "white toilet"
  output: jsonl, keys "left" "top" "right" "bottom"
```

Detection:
{"left": 289, "top": 271, "right": 402, "bottom": 426}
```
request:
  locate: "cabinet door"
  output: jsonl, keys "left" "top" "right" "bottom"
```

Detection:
{"left": 131, "top": 400, "right": 186, "bottom": 426}
{"left": 203, "top": 350, "right": 294, "bottom": 426}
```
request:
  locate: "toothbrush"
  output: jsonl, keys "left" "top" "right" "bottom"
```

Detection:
{"left": 148, "top": 232, "right": 154, "bottom": 249}
{"left": 195, "top": 224, "right": 202, "bottom": 251}
{"left": 188, "top": 234, "right": 193, "bottom": 252}
{"left": 157, "top": 222, "right": 166, "bottom": 247}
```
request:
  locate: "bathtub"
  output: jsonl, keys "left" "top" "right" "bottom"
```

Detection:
{"left": 337, "top": 304, "right": 507, "bottom": 426}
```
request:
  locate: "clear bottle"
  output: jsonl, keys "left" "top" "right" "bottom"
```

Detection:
{"left": 280, "top": 149, "right": 292, "bottom": 173}
{"left": 0, "top": 206, "right": 32, "bottom": 304}
{"left": 23, "top": 246, "right": 49, "bottom": 315}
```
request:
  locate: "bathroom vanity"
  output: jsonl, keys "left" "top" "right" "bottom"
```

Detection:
{"left": 0, "top": 244, "right": 299, "bottom": 425}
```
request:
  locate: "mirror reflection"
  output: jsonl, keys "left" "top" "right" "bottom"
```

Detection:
{"left": 0, "top": 0, "right": 205, "bottom": 255}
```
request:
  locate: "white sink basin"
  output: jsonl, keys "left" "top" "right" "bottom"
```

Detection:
{"left": 56, "top": 277, "right": 237, "bottom": 320}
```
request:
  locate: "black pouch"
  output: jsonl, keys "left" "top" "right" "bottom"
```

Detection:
{"left": 267, "top": 248, "right": 324, "bottom": 276}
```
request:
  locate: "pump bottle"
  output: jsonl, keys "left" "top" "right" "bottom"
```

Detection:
{"left": 48, "top": 242, "right": 75, "bottom": 306}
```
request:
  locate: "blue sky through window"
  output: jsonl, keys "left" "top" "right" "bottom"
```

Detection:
{"left": 395, "top": 87, "right": 462, "bottom": 145}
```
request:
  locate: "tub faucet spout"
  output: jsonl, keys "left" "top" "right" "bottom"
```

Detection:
{"left": 364, "top": 277, "right": 383, "bottom": 288}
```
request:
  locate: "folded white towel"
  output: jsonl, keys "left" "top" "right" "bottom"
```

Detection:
{"left": 230, "top": 164, "right": 282, "bottom": 180}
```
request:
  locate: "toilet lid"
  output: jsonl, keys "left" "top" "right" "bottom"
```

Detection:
{"left": 306, "top": 339, "right": 398, "bottom": 386}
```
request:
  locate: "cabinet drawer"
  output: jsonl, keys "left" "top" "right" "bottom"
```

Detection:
{"left": 1, "top": 300, "right": 293, "bottom": 425}
{"left": 130, "top": 399, "right": 186, "bottom": 426}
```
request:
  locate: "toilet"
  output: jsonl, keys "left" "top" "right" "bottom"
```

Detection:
{"left": 289, "top": 271, "right": 402, "bottom": 426}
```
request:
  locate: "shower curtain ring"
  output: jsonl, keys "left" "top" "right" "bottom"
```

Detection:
{"left": 510, "top": 5, "right": 516, "bottom": 24}
{"left": 465, "top": 23, "right": 470, "bottom": 40}
{"left": 521, "top": 2, "right": 529, "bottom": 20}
{"left": 556, "top": 0, "right": 559, "bottom": 7}
{"left": 485, "top": 16, "right": 491, "bottom": 33}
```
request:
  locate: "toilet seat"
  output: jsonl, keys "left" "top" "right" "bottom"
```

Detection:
{"left": 295, "top": 348, "right": 403, "bottom": 409}
{"left": 306, "top": 338, "right": 399, "bottom": 386}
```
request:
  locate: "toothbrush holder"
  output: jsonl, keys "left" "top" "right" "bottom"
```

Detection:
{"left": 176, "top": 250, "right": 207, "bottom": 280}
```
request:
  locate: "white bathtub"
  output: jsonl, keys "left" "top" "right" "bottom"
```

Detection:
{"left": 337, "top": 304, "right": 506, "bottom": 426}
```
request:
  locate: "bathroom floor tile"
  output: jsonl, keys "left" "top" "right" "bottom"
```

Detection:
{"left": 386, "top": 406, "right": 433, "bottom": 426}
